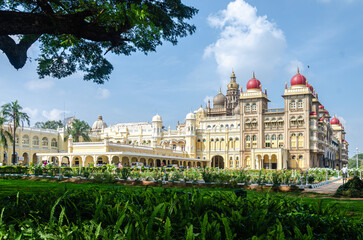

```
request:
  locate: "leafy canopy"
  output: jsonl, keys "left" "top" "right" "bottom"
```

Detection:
{"left": 64, "top": 119, "right": 91, "bottom": 142}
{"left": 34, "top": 120, "right": 64, "bottom": 130}
{"left": 0, "top": 0, "right": 198, "bottom": 83}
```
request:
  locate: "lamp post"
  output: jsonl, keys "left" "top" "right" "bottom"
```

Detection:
{"left": 356, "top": 148, "right": 359, "bottom": 169}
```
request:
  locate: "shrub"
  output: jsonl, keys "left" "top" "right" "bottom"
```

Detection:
{"left": 120, "top": 167, "right": 131, "bottom": 180}
{"left": 335, "top": 176, "right": 363, "bottom": 198}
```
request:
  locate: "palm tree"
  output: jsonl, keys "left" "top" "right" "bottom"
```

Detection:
{"left": 0, "top": 116, "right": 13, "bottom": 150}
{"left": 64, "top": 119, "right": 91, "bottom": 142}
{"left": 1, "top": 101, "right": 30, "bottom": 165}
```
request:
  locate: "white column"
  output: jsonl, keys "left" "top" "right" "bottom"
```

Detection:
{"left": 81, "top": 156, "right": 86, "bottom": 167}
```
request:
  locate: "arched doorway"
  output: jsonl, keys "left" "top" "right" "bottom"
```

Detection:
{"left": 3, "top": 151, "right": 7, "bottom": 165}
{"left": 22, "top": 152, "right": 29, "bottom": 166}
{"left": 211, "top": 155, "right": 224, "bottom": 169}
{"left": 271, "top": 154, "right": 277, "bottom": 169}
{"left": 122, "top": 157, "right": 129, "bottom": 166}
{"left": 112, "top": 156, "right": 120, "bottom": 165}
{"left": 32, "top": 153, "right": 38, "bottom": 165}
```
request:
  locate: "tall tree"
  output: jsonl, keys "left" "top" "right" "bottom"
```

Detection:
{"left": 0, "top": 0, "right": 198, "bottom": 83}
{"left": 1, "top": 101, "right": 30, "bottom": 165}
{"left": 64, "top": 119, "right": 91, "bottom": 142}
{"left": 35, "top": 120, "right": 64, "bottom": 130}
{"left": 0, "top": 116, "right": 13, "bottom": 150}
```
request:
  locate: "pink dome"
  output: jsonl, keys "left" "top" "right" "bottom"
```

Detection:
{"left": 247, "top": 73, "right": 261, "bottom": 90}
{"left": 291, "top": 69, "right": 307, "bottom": 86}
{"left": 330, "top": 116, "right": 340, "bottom": 125}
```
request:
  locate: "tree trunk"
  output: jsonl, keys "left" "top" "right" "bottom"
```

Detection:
{"left": 12, "top": 119, "right": 16, "bottom": 165}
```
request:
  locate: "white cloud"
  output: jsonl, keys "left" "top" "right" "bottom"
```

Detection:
{"left": 42, "top": 109, "right": 70, "bottom": 121}
{"left": 286, "top": 60, "right": 304, "bottom": 76}
{"left": 23, "top": 107, "right": 38, "bottom": 119}
{"left": 96, "top": 88, "right": 111, "bottom": 99}
{"left": 203, "top": 95, "right": 213, "bottom": 105}
{"left": 26, "top": 79, "right": 54, "bottom": 91}
{"left": 204, "top": 0, "right": 287, "bottom": 87}
{"left": 337, "top": 116, "right": 347, "bottom": 126}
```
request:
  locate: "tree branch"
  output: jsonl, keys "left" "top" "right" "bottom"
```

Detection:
{"left": 0, "top": 34, "right": 40, "bottom": 69}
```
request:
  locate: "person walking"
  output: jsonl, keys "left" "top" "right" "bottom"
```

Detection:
{"left": 342, "top": 165, "right": 348, "bottom": 184}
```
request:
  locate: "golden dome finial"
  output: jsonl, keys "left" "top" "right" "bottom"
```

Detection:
{"left": 253, "top": 72, "right": 255, "bottom": 78}
{"left": 297, "top": 67, "right": 300, "bottom": 74}
{"left": 231, "top": 69, "right": 236, "bottom": 79}
{"left": 219, "top": 88, "right": 221, "bottom": 93}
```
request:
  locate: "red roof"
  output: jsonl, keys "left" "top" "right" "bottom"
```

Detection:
{"left": 247, "top": 77, "right": 261, "bottom": 90}
{"left": 291, "top": 73, "right": 307, "bottom": 86}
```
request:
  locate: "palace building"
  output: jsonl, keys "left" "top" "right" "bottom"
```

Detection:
{"left": 1, "top": 70, "right": 349, "bottom": 170}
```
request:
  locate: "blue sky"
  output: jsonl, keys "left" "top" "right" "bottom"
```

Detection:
{"left": 0, "top": 0, "right": 362, "bottom": 157}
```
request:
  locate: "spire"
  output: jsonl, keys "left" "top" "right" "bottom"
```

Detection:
{"left": 285, "top": 82, "right": 287, "bottom": 90}
{"left": 241, "top": 86, "right": 243, "bottom": 93}
{"left": 265, "top": 88, "right": 267, "bottom": 95}
{"left": 231, "top": 69, "right": 236, "bottom": 80}
{"left": 297, "top": 67, "right": 300, "bottom": 75}
{"left": 219, "top": 88, "right": 222, "bottom": 93}
{"left": 253, "top": 72, "right": 255, "bottom": 79}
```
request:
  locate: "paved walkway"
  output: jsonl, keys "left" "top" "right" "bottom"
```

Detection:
{"left": 304, "top": 179, "right": 344, "bottom": 195}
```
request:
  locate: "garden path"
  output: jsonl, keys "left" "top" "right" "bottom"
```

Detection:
{"left": 304, "top": 179, "right": 343, "bottom": 195}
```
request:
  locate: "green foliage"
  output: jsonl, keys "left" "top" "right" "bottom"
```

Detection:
{"left": 335, "top": 176, "right": 363, "bottom": 198}
{"left": 120, "top": 167, "right": 131, "bottom": 180}
{"left": 0, "top": 187, "right": 361, "bottom": 239}
{"left": 0, "top": 166, "right": 27, "bottom": 174}
{"left": 1, "top": 1, "right": 198, "bottom": 83}
{"left": 64, "top": 119, "right": 91, "bottom": 142}
{"left": 348, "top": 154, "right": 363, "bottom": 169}
{"left": 34, "top": 120, "right": 64, "bottom": 130}
{"left": 1, "top": 100, "right": 30, "bottom": 164}
{"left": 0, "top": 116, "right": 12, "bottom": 149}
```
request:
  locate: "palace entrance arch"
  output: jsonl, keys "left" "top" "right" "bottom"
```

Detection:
{"left": 211, "top": 155, "right": 224, "bottom": 169}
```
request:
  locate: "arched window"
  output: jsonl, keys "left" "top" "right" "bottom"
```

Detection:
{"left": 220, "top": 124, "right": 224, "bottom": 128}
{"left": 245, "top": 135, "right": 251, "bottom": 148}
{"left": 291, "top": 155, "right": 297, "bottom": 168}
{"left": 271, "top": 118, "right": 277, "bottom": 128}
{"left": 252, "top": 103, "right": 257, "bottom": 111}
{"left": 291, "top": 134, "right": 297, "bottom": 148}
{"left": 252, "top": 135, "right": 257, "bottom": 148}
{"left": 235, "top": 157, "right": 239, "bottom": 168}
{"left": 51, "top": 138, "right": 57, "bottom": 147}
{"left": 42, "top": 137, "right": 48, "bottom": 148}
{"left": 298, "top": 100, "right": 303, "bottom": 109}
{"left": 298, "top": 133, "right": 304, "bottom": 148}
{"left": 230, "top": 124, "right": 234, "bottom": 128}
{"left": 271, "top": 134, "right": 277, "bottom": 148}
{"left": 264, "top": 118, "right": 270, "bottom": 128}
{"left": 33, "top": 136, "right": 39, "bottom": 146}
{"left": 298, "top": 155, "right": 303, "bottom": 168}
{"left": 245, "top": 104, "right": 251, "bottom": 112}
{"left": 207, "top": 125, "right": 211, "bottom": 129}
{"left": 22, "top": 135, "right": 29, "bottom": 145}
{"left": 225, "top": 124, "right": 229, "bottom": 128}
{"left": 290, "top": 100, "right": 296, "bottom": 109}
{"left": 245, "top": 119, "right": 251, "bottom": 129}
{"left": 229, "top": 157, "right": 233, "bottom": 168}
{"left": 298, "top": 116, "right": 304, "bottom": 126}
{"left": 265, "top": 135, "right": 271, "bottom": 148}
{"left": 252, "top": 119, "right": 257, "bottom": 129}
{"left": 278, "top": 134, "right": 284, "bottom": 148}
{"left": 291, "top": 116, "right": 297, "bottom": 127}
{"left": 278, "top": 118, "right": 284, "bottom": 128}
{"left": 197, "top": 139, "right": 202, "bottom": 150}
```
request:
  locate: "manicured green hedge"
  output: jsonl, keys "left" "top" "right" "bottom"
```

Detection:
{"left": 0, "top": 166, "right": 27, "bottom": 174}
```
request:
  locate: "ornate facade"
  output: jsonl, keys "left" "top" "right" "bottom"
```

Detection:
{"left": 1, "top": 70, "right": 349, "bottom": 170}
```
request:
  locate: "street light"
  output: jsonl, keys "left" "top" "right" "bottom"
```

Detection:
{"left": 356, "top": 147, "right": 359, "bottom": 169}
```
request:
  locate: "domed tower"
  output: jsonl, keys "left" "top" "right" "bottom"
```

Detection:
{"left": 152, "top": 114, "right": 163, "bottom": 146}
{"left": 92, "top": 115, "right": 107, "bottom": 132}
{"left": 185, "top": 112, "right": 196, "bottom": 157}
{"left": 213, "top": 89, "right": 226, "bottom": 109}
{"left": 226, "top": 70, "right": 240, "bottom": 114}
